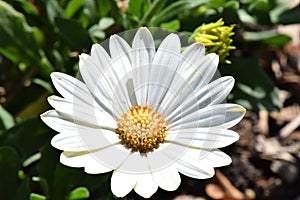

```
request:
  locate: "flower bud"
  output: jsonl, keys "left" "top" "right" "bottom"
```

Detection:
{"left": 191, "top": 18, "right": 236, "bottom": 64}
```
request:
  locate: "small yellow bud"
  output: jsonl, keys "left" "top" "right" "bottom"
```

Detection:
{"left": 191, "top": 18, "right": 236, "bottom": 64}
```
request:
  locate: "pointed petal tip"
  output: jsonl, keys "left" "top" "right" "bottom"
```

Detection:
{"left": 79, "top": 53, "right": 89, "bottom": 60}
{"left": 223, "top": 157, "right": 233, "bottom": 166}
{"left": 229, "top": 105, "right": 247, "bottom": 114}
{"left": 135, "top": 27, "right": 153, "bottom": 38}
{"left": 47, "top": 95, "right": 54, "bottom": 103}
{"left": 50, "top": 71, "right": 62, "bottom": 78}
{"left": 40, "top": 110, "right": 52, "bottom": 118}
{"left": 208, "top": 170, "right": 215, "bottom": 178}
{"left": 228, "top": 76, "right": 235, "bottom": 82}
{"left": 208, "top": 52, "right": 219, "bottom": 61}
{"left": 139, "top": 26, "right": 150, "bottom": 31}
{"left": 233, "top": 131, "right": 240, "bottom": 142}
{"left": 50, "top": 72, "right": 57, "bottom": 79}
{"left": 50, "top": 72, "right": 67, "bottom": 82}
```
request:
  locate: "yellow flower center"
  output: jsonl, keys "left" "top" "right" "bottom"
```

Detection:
{"left": 116, "top": 105, "right": 167, "bottom": 153}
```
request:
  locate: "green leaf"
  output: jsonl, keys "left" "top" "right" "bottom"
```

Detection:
{"left": 221, "top": 57, "right": 282, "bottom": 111}
{"left": 238, "top": 9, "right": 257, "bottom": 24}
{"left": 68, "top": 187, "right": 90, "bottom": 200}
{"left": 96, "top": 0, "right": 113, "bottom": 17}
{"left": 248, "top": 0, "right": 271, "bottom": 12}
{"left": 262, "top": 34, "right": 291, "bottom": 46}
{"left": 23, "top": 152, "right": 41, "bottom": 167}
{"left": 89, "top": 26, "right": 106, "bottom": 42}
{"left": 38, "top": 143, "right": 59, "bottom": 197}
{"left": 83, "top": 0, "right": 97, "bottom": 24}
{"left": 243, "top": 30, "right": 278, "bottom": 41}
{"left": 38, "top": 145, "right": 111, "bottom": 198}
{"left": 39, "top": 144, "right": 86, "bottom": 199}
{"left": 128, "top": 0, "right": 144, "bottom": 18}
{"left": 0, "top": 105, "right": 15, "bottom": 130}
{"left": 89, "top": 17, "right": 114, "bottom": 42}
{"left": 0, "top": 146, "right": 21, "bottom": 199}
{"left": 0, "top": 1, "right": 53, "bottom": 76}
{"left": 278, "top": 4, "right": 300, "bottom": 24}
{"left": 139, "top": 0, "right": 167, "bottom": 26}
{"left": 243, "top": 30, "right": 291, "bottom": 46}
{"left": 150, "top": 0, "right": 207, "bottom": 26}
{"left": 222, "top": 0, "right": 240, "bottom": 23}
{"left": 16, "top": 178, "right": 31, "bottom": 200}
{"left": 55, "top": 17, "right": 92, "bottom": 50}
{"left": 64, "top": 0, "right": 84, "bottom": 18}
{"left": 45, "top": 0, "right": 63, "bottom": 24}
{"left": 30, "top": 193, "right": 46, "bottom": 200}
{"left": 98, "top": 17, "right": 115, "bottom": 30}
{"left": 15, "top": 0, "right": 39, "bottom": 15}
{"left": 0, "top": 117, "right": 51, "bottom": 160}
{"left": 246, "top": 0, "right": 272, "bottom": 25}
{"left": 207, "top": 0, "right": 226, "bottom": 9}
{"left": 160, "top": 19, "right": 181, "bottom": 31}
{"left": 32, "top": 78, "right": 54, "bottom": 93}
{"left": 269, "top": 0, "right": 291, "bottom": 23}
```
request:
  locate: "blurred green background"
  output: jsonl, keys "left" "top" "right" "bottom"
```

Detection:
{"left": 0, "top": 0, "right": 300, "bottom": 199}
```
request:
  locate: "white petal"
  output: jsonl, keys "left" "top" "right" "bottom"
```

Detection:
{"left": 41, "top": 110, "right": 92, "bottom": 132}
{"left": 147, "top": 33, "right": 181, "bottom": 110}
{"left": 61, "top": 144, "right": 130, "bottom": 174}
{"left": 80, "top": 52, "right": 127, "bottom": 117}
{"left": 172, "top": 147, "right": 232, "bottom": 168}
{"left": 51, "top": 130, "right": 120, "bottom": 151}
{"left": 163, "top": 144, "right": 215, "bottom": 179}
{"left": 134, "top": 173, "right": 158, "bottom": 198}
{"left": 116, "top": 152, "right": 150, "bottom": 174}
{"left": 167, "top": 76, "right": 234, "bottom": 121}
{"left": 152, "top": 33, "right": 181, "bottom": 66}
{"left": 79, "top": 45, "right": 113, "bottom": 113}
{"left": 158, "top": 53, "right": 219, "bottom": 116}
{"left": 169, "top": 104, "right": 246, "bottom": 129}
{"left": 151, "top": 165, "right": 180, "bottom": 191}
{"left": 90, "top": 44, "right": 111, "bottom": 72}
{"left": 180, "top": 42, "right": 205, "bottom": 64}
{"left": 146, "top": 149, "right": 175, "bottom": 174}
{"left": 81, "top": 35, "right": 135, "bottom": 117}
{"left": 132, "top": 27, "right": 155, "bottom": 67}
{"left": 40, "top": 110, "right": 115, "bottom": 132}
{"left": 109, "top": 34, "right": 136, "bottom": 112}
{"left": 109, "top": 34, "right": 132, "bottom": 80}
{"left": 47, "top": 95, "right": 116, "bottom": 129}
{"left": 199, "top": 149, "right": 232, "bottom": 167}
{"left": 131, "top": 27, "right": 155, "bottom": 105}
{"left": 179, "top": 53, "right": 219, "bottom": 92}
{"left": 110, "top": 34, "right": 131, "bottom": 62}
{"left": 50, "top": 72, "right": 91, "bottom": 105}
{"left": 166, "top": 128, "right": 239, "bottom": 149}
{"left": 60, "top": 152, "right": 113, "bottom": 174}
{"left": 111, "top": 171, "right": 137, "bottom": 198}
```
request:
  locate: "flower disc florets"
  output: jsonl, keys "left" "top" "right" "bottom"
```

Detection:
{"left": 116, "top": 105, "right": 167, "bottom": 153}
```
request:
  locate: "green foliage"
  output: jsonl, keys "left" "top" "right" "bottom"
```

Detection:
{"left": 220, "top": 58, "right": 282, "bottom": 111}
{"left": 0, "top": 146, "right": 21, "bottom": 199}
{"left": 55, "top": 17, "right": 92, "bottom": 50}
{"left": 0, "top": 0, "right": 299, "bottom": 199}
{"left": 243, "top": 30, "right": 291, "bottom": 46}
{"left": 278, "top": 4, "right": 300, "bottom": 24}
{"left": 0, "top": 105, "right": 15, "bottom": 130}
{"left": 0, "top": 1, "right": 53, "bottom": 77}
{"left": 68, "top": 187, "right": 89, "bottom": 200}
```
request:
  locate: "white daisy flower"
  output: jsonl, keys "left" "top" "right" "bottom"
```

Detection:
{"left": 41, "top": 27, "right": 245, "bottom": 198}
